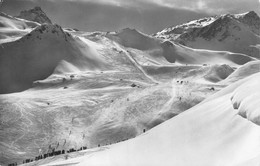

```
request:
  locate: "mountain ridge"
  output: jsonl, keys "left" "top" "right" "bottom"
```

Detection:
{"left": 155, "top": 11, "right": 260, "bottom": 38}
{"left": 155, "top": 11, "right": 260, "bottom": 58}
{"left": 17, "top": 6, "right": 52, "bottom": 24}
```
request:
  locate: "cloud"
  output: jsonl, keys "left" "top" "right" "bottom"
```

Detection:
{"left": 4, "top": 0, "right": 259, "bottom": 15}
{"left": 139, "top": 0, "right": 260, "bottom": 14}
{"left": 53, "top": 0, "right": 260, "bottom": 14}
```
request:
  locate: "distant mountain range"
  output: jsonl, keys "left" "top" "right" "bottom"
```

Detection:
{"left": 155, "top": 11, "right": 260, "bottom": 58}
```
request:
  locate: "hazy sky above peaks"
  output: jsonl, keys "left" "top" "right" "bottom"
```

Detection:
{"left": 1, "top": 0, "right": 260, "bottom": 34}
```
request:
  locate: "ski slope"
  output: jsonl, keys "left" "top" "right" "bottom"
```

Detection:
{"left": 44, "top": 73, "right": 260, "bottom": 166}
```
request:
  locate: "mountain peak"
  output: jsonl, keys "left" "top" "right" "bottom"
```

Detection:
{"left": 33, "top": 6, "right": 42, "bottom": 11}
{"left": 34, "top": 24, "right": 69, "bottom": 36}
{"left": 244, "top": 11, "right": 259, "bottom": 18}
{"left": 17, "top": 6, "right": 52, "bottom": 24}
{"left": 234, "top": 11, "right": 259, "bottom": 20}
{"left": 119, "top": 28, "right": 139, "bottom": 33}
{"left": 20, "top": 24, "right": 72, "bottom": 43}
{"left": 235, "top": 11, "right": 260, "bottom": 33}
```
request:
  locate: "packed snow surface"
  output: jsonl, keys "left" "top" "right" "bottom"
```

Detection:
{"left": 44, "top": 73, "right": 260, "bottom": 166}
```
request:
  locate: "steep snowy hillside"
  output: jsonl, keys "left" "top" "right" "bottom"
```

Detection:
{"left": 0, "top": 6, "right": 52, "bottom": 44}
{"left": 0, "top": 12, "right": 39, "bottom": 43}
{"left": 222, "top": 61, "right": 260, "bottom": 84}
{"left": 155, "top": 11, "right": 260, "bottom": 58}
{"left": 0, "top": 24, "right": 112, "bottom": 93}
{"left": 17, "top": 6, "right": 52, "bottom": 24}
{"left": 0, "top": 12, "right": 39, "bottom": 29}
{"left": 41, "top": 72, "right": 260, "bottom": 166}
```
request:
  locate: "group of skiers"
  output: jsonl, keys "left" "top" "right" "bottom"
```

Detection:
{"left": 8, "top": 146, "right": 88, "bottom": 166}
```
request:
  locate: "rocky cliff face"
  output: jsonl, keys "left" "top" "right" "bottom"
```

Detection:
{"left": 17, "top": 6, "right": 52, "bottom": 24}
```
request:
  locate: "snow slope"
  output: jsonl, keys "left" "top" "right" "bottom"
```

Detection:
{"left": 0, "top": 24, "right": 110, "bottom": 93}
{"left": 159, "top": 41, "right": 255, "bottom": 65}
{"left": 222, "top": 61, "right": 260, "bottom": 84}
{"left": 0, "top": 26, "right": 228, "bottom": 166}
{"left": 108, "top": 28, "right": 255, "bottom": 67}
{"left": 0, "top": 12, "right": 39, "bottom": 43}
{"left": 50, "top": 72, "right": 260, "bottom": 166}
{"left": 1, "top": 70, "right": 221, "bottom": 165}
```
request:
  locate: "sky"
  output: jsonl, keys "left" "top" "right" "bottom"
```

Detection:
{"left": 0, "top": 0, "right": 259, "bottom": 34}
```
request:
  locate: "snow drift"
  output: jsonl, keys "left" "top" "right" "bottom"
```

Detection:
{"left": 223, "top": 61, "right": 260, "bottom": 83}
{"left": 231, "top": 79, "right": 260, "bottom": 126}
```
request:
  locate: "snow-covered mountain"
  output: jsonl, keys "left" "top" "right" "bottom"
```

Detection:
{"left": 17, "top": 6, "right": 52, "bottom": 24}
{"left": 0, "top": 23, "right": 114, "bottom": 93}
{"left": 107, "top": 28, "right": 255, "bottom": 66}
{"left": 1, "top": 7, "right": 260, "bottom": 166}
{"left": 155, "top": 11, "right": 260, "bottom": 58}
{"left": 1, "top": 11, "right": 255, "bottom": 94}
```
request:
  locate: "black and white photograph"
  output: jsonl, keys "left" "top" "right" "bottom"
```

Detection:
{"left": 0, "top": 0, "right": 260, "bottom": 165}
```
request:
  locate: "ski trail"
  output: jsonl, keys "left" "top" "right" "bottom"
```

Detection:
{"left": 157, "top": 80, "right": 177, "bottom": 114}
{"left": 113, "top": 42, "right": 159, "bottom": 84}
{"left": 10, "top": 103, "right": 33, "bottom": 149}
